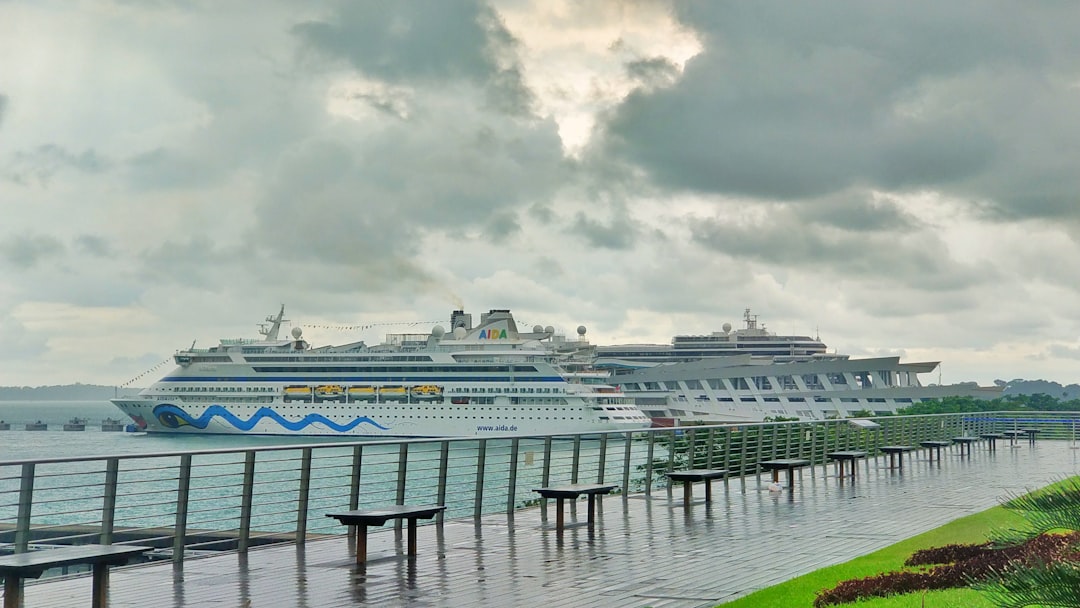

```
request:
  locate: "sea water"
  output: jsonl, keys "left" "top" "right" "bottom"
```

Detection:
{"left": 0, "top": 400, "right": 377, "bottom": 461}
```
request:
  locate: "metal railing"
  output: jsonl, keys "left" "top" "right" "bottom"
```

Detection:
{"left": 2, "top": 411, "right": 1077, "bottom": 565}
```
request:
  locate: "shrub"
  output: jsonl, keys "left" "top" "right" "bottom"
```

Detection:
{"left": 814, "top": 532, "right": 1080, "bottom": 607}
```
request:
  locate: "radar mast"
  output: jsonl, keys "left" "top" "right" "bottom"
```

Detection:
{"left": 259, "top": 305, "right": 288, "bottom": 341}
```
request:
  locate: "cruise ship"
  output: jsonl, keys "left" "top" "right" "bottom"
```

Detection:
{"left": 594, "top": 308, "right": 828, "bottom": 369}
{"left": 589, "top": 309, "right": 1001, "bottom": 424}
{"left": 111, "top": 307, "right": 651, "bottom": 437}
{"left": 612, "top": 354, "right": 1002, "bottom": 424}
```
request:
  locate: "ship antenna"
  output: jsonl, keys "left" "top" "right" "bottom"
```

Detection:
{"left": 259, "top": 304, "right": 288, "bottom": 341}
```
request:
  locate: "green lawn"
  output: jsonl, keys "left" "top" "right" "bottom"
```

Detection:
{"left": 715, "top": 503, "right": 1029, "bottom": 607}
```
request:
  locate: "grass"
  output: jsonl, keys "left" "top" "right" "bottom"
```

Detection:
{"left": 715, "top": 502, "right": 1029, "bottom": 607}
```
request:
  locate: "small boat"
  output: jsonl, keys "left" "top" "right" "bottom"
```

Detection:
{"left": 0, "top": 419, "right": 10, "bottom": 431}
{"left": 63, "top": 417, "right": 88, "bottom": 431}
{"left": 25, "top": 420, "right": 47, "bottom": 431}
{"left": 101, "top": 418, "right": 125, "bottom": 432}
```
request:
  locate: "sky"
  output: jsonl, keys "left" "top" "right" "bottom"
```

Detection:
{"left": 1, "top": 0, "right": 1080, "bottom": 388}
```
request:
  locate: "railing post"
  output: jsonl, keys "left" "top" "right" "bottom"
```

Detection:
{"left": 686, "top": 428, "right": 697, "bottom": 469}
{"left": 666, "top": 428, "right": 676, "bottom": 472}
{"left": 15, "top": 463, "right": 34, "bottom": 552}
{"left": 349, "top": 445, "right": 362, "bottom": 511}
{"left": 174, "top": 454, "right": 192, "bottom": 566}
{"left": 437, "top": 441, "right": 449, "bottom": 524}
{"left": 507, "top": 438, "right": 520, "bottom": 516}
{"left": 597, "top": 433, "right": 608, "bottom": 484}
{"left": 238, "top": 451, "right": 255, "bottom": 553}
{"left": 296, "top": 448, "right": 312, "bottom": 544}
{"left": 395, "top": 443, "right": 409, "bottom": 505}
{"left": 101, "top": 458, "right": 119, "bottom": 545}
{"left": 644, "top": 432, "right": 655, "bottom": 496}
{"left": 394, "top": 443, "right": 409, "bottom": 532}
{"left": 706, "top": 428, "right": 716, "bottom": 469}
{"left": 474, "top": 439, "right": 487, "bottom": 519}
{"left": 541, "top": 437, "right": 552, "bottom": 487}
{"left": 571, "top": 435, "right": 582, "bottom": 484}
{"left": 622, "top": 430, "right": 633, "bottom": 500}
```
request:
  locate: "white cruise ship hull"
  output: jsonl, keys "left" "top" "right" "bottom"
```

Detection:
{"left": 112, "top": 397, "right": 647, "bottom": 437}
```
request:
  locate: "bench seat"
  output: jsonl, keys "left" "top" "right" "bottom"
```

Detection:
{"left": 533, "top": 484, "right": 617, "bottom": 533}
{"left": 665, "top": 469, "right": 728, "bottom": 508}
{"left": 0, "top": 544, "right": 152, "bottom": 608}
{"left": 327, "top": 504, "right": 445, "bottom": 564}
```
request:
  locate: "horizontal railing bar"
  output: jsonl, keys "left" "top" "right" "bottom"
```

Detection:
{"left": 0, "top": 427, "right": 651, "bottom": 467}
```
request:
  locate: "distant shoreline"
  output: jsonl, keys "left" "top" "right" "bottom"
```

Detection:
{"left": 0, "top": 385, "right": 145, "bottom": 401}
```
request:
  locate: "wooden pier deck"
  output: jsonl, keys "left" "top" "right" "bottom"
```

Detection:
{"left": 13, "top": 439, "right": 1080, "bottom": 607}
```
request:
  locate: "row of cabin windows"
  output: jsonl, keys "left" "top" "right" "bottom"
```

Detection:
{"left": 626, "top": 372, "right": 904, "bottom": 392}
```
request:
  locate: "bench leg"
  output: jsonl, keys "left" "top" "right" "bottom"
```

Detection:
{"left": 704, "top": 480, "right": 713, "bottom": 503}
{"left": 356, "top": 525, "right": 369, "bottom": 565}
{"left": 5, "top": 575, "right": 21, "bottom": 608}
{"left": 683, "top": 481, "right": 692, "bottom": 508}
{"left": 555, "top": 498, "right": 565, "bottom": 533}
{"left": 407, "top": 518, "right": 418, "bottom": 557}
{"left": 92, "top": 564, "right": 109, "bottom": 608}
{"left": 587, "top": 494, "right": 597, "bottom": 528}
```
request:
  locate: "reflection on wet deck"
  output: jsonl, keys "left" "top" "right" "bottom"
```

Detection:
{"left": 17, "top": 440, "right": 1080, "bottom": 607}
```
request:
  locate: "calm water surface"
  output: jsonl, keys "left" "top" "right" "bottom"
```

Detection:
{"left": 0, "top": 401, "right": 382, "bottom": 461}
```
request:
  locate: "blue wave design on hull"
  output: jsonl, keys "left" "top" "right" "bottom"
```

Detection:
{"left": 152, "top": 404, "right": 390, "bottom": 433}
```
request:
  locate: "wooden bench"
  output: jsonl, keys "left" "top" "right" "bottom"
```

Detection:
{"left": 0, "top": 544, "right": 152, "bottom": 608}
{"left": 1021, "top": 429, "right": 1041, "bottom": 446}
{"left": 758, "top": 458, "right": 811, "bottom": 493}
{"left": 980, "top": 432, "right": 1005, "bottom": 452}
{"left": 1003, "top": 430, "right": 1026, "bottom": 448}
{"left": 952, "top": 436, "right": 979, "bottom": 457}
{"left": 533, "top": 484, "right": 618, "bottom": 533}
{"left": 920, "top": 440, "right": 952, "bottom": 463}
{"left": 665, "top": 469, "right": 728, "bottom": 508}
{"left": 879, "top": 445, "right": 913, "bottom": 471}
{"left": 825, "top": 451, "right": 867, "bottom": 481}
{"left": 326, "top": 504, "right": 445, "bottom": 564}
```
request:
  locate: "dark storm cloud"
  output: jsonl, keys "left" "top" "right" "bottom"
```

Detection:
{"left": 293, "top": 0, "right": 534, "bottom": 114}
{"left": 0, "top": 234, "right": 66, "bottom": 269}
{"left": 3, "top": 145, "right": 109, "bottom": 186}
{"left": 594, "top": 2, "right": 1080, "bottom": 222}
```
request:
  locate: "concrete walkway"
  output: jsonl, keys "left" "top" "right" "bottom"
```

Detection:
{"left": 16, "top": 439, "right": 1080, "bottom": 607}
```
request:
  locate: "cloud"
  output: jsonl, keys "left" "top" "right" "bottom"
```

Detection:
{"left": 0, "top": 94, "right": 6, "bottom": 127}
{"left": 74, "top": 235, "right": 113, "bottom": 258}
{"left": 590, "top": 1, "right": 1080, "bottom": 226}
{"left": 570, "top": 209, "right": 639, "bottom": 250}
{"left": 687, "top": 197, "right": 989, "bottom": 292}
{"left": 0, "top": 234, "right": 66, "bottom": 269}
{"left": 3, "top": 144, "right": 109, "bottom": 186}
